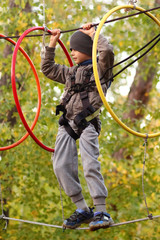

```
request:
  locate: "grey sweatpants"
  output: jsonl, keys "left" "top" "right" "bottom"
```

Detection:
{"left": 52, "top": 123, "right": 108, "bottom": 206}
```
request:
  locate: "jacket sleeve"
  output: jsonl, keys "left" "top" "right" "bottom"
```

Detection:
{"left": 41, "top": 46, "right": 69, "bottom": 84}
{"left": 91, "top": 33, "right": 114, "bottom": 78}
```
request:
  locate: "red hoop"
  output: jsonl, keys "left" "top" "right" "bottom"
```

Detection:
{"left": 0, "top": 33, "right": 41, "bottom": 151}
{"left": 11, "top": 27, "right": 73, "bottom": 152}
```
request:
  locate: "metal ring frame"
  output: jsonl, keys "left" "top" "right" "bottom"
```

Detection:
{"left": 92, "top": 5, "right": 160, "bottom": 138}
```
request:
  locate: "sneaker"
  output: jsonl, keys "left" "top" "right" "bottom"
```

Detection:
{"left": 89, "top": 212, "right": 114, "bottom": 231}
{"left": 63, "top": 208, "right": 94, "bottom": 229}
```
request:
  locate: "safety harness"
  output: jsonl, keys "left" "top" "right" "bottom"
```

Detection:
{"left": 56, "top": 60, "right": 112, "bottom": 140}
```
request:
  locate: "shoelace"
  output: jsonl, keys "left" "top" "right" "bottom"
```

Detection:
{"left": 67, "top": 207, "right": 94, "bottom": 222}
{"left": 93, "top": 212, "right": 109, "bottom": 221}
{"left": 67, "top": 211, "right": 81, "bottom": 221}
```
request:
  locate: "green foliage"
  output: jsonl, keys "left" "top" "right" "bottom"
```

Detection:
{"left": 0, "top": 0, "right": 160, "bottom": 239}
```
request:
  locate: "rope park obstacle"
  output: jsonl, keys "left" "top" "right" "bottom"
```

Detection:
{"left": 0, "top": 2, "right": 160, "bottom": 231}
{"left": 0, "top": 31, "right": 73, "bottom": 152}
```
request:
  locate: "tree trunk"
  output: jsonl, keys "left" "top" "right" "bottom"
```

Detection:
{"left": 123, "top": 55, "right": 157, "bottom": 121}
{"left": 113, "top": 55, "right": 157, "bottom": 160}
{"left": 113, "top": 0, "right": 159, "bottom": 160}
{"left": 155, "top": 0, "right": 160, "bottom": 5}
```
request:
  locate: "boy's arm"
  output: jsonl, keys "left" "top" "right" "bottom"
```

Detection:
{"left": 92, "top": 33, "right": 114, "bottom": 76}
{"left": 41, "top": 29, "right": 69, "bottom": 84}
{"left": 81, "top": 23, "right": 114, "bottom": 76}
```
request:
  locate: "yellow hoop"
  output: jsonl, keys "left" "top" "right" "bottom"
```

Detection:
{"left": 93, "top": 5, "right": 160, "bottom": 138}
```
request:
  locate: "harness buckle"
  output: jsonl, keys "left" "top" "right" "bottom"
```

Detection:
{"left": 56, "top": 104, "right": 66, "bottom": 116}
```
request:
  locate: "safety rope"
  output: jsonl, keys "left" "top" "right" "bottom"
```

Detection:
{"left": 42, "top": 0, "right": 46, "bottom": 46}
{"left": 125, "top": 0, "right": 137, "bottom": 12}
{"left": 41, "top": 0, "right": 47, "bottom": 58}
{"left": 0, "top": 180, "right": 7, "bottom": 230}
{"left": 129, "top": 0, "right": 137, "bottom": 7}
{"left": 86, "top": 33, "right": 159, "bottom": 86}
{"left": 42, "top": 0, "right": 46, "bottom": 27}
{"left": 100, "top": 33, "right": 160, "bottom": 81}
{"left": 0, "top": 180, "right": 4, "bottom": 216}
{"left": 41, "top": 0, "right": 65, "bottom": 224}
{"left": 0, "top": 6, "right": 159, "bottom": 39}
{"left": 142, "top": 134, "right": 153, "bottom": 219}
{"left": 59, "top": 184, "right": 65, "bottom": 223}
{"left": 110, "top": 36, "right": 160, "bottom": 80}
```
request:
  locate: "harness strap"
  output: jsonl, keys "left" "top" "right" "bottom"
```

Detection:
{"left": 59, "top": 115, "right": 79, "bottom": 141}
{"left": 56, "top": 104, "right": 66, "bottom": 116}
{"left": 56, "top": 66, "right": 104, "bottom": 139}
{"left": 73, "top": 82, "right": 100, "bottom": 135}
{"left": 56, "top": 105, "right": 79, "bottom": 140}
{"left": 80, "top": 91, "right": 89, "bottom": 108}
{"left": 85, "top": 108, "right": 101, "bottom": 122}
{"left": 74, "top": 105, "right": 95, "bottom": 127}
{"left": 90, "top": 118, "right": 99, "bottom": 134}
{"left": 62, "top": 92, "right": 72, "bottom": 106}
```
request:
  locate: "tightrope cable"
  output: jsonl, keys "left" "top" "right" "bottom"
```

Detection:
{"left": 1, "top": 215, "right": 160, "bottom": 230}
{"left": 0, "top": 176, "right": 160, "bottom": 230}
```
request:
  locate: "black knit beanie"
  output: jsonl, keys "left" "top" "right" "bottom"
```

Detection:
{"left": 70, "top": 31, "right": 93, "bottom": 57}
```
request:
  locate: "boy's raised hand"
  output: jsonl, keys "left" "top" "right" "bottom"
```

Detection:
{"left": 80, "top": 23, "right": 95, "bottom": 38}
{"left": 49, "top": 29, "right": 61, "bottom": 48}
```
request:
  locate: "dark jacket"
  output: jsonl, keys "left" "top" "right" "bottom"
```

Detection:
{"left": 41, "top": 33, "right": 114, "bottom": 122}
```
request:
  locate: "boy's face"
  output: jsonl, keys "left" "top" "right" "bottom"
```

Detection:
{"left": 71, "top": 49, "right": 91, "bottom": 64}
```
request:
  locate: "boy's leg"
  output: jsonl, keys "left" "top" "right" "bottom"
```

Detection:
{"left": 79, "top": 123, "right": 114, "bottom": 230}
{"left": 52, "top": 125, "right": 83, "bottom": 203}
{"left": 52, "top": 126, "right": 94, "bottom": 228}
{"left": 79, "top": 123, "right": 108, "bottom": 209}
{"left": 52, "top": 125, "right": 90, "bottom": 210}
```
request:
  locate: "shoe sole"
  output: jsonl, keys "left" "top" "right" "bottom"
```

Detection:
{"left": 63, "top": 217, "right": 94, "bottom": 229}
{"left": 89, "top": 220, "right": 114, "bottom": 231}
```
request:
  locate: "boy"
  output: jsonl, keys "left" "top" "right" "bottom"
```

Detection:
{"left": 41, "top": 23, "right": 114, "bottom": 231}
